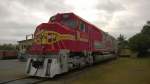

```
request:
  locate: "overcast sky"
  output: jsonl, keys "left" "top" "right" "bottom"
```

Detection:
{"left": 0, "top": 0, "right": 150, "bottom": 44}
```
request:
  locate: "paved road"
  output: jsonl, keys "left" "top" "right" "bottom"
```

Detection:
{"left": 0, "top": 60, "right": 26, "bottom": 83}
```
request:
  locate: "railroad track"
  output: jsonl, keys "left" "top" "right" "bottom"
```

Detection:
{"left": 0, "top": 76, "right": 49, "bottom": 84}
{"left": 0, "top": 60, "right": 115, "bottom": 84}
{"left": 0, "top": 68, "right": 88, "bottom": 84}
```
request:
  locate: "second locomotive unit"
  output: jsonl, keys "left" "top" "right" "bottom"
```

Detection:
{"left": 26, "top": 13, "right": 118, "bottom": 78}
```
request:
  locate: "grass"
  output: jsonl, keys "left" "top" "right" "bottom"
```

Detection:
{"left": 69, "top": 57, "right": 150, "bottom": 84}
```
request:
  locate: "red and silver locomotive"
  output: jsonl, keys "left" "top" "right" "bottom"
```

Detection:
{"left": 26, "top": 13, "right": 118, "bottom": 78}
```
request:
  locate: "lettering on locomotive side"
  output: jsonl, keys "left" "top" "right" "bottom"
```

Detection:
{"left": 77, "top": 31, "right": 88, "bottom": 42}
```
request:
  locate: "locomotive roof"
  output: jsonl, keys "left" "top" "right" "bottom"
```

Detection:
{"left": 52, "top": 12, "right": 116, "bottom": 39}
{"left": 56, "top": 12, "right": 104, "bottom": 32}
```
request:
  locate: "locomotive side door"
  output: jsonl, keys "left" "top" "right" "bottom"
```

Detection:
{"left": 88, "top": 27, "right": 93, "bottom": 51}
{"left": 77, "top": 21, "right": 89, "bottom": 50}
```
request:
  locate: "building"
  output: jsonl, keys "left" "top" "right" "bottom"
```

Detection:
{"left": 18, "top": 34, "right": 33, "bottom": 61}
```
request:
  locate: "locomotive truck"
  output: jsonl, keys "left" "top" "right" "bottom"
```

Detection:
{"left": 26, "top": 13, "right": 118, "bottom": 78}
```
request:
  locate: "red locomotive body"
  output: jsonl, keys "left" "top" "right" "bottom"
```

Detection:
{"left": 26, "top": 13, "right": 117, "bottom": 78}
{"left": 29, "top": 13, "right": 117, "bottom": 54}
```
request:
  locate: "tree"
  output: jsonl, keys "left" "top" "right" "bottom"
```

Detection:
{"left": 129, "top": 21, "right": 150, "bottom": 57}
{"left": 141, "top": 21, "right": 150, "bottom": 35}
{"left": 117, "top": 34, "right": 128, "bottom": 55}
{"left": 117, "top": 34, "right": 128, "bottom": 49}
{"left": 0, "top": 44, "right": 17, "bottom": 51}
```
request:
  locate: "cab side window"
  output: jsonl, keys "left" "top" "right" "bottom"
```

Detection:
{"left": 79, "top": 22, "right": 86, "bottom": 32}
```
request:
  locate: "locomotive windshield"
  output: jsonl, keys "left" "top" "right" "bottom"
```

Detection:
{"left": 61, "top": 14, "right": 77, "bottom": 28}
{"left": 49, "top": 14, "right": 77, "bottom": 28}
{"left": 61, "top": 19, "right": 77, "bottom": 28}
